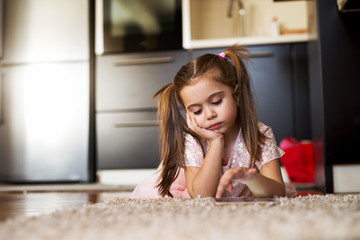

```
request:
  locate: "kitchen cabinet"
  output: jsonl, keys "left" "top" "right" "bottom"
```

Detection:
{"left": 182, "top": 0, "right": 310, "bottom": 49}
{"left": 96, "top": 50, "right": 189, "bottom": 169}
{"left": 191, "top": 43, "right": 311, "bottom": 144}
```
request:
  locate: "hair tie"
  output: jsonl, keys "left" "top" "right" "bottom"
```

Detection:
{"left": 218, "top": 52, "right": 226, "bottom": 59}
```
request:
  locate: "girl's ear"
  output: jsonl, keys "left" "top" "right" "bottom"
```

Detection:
{"left": 235, "top": 84, "right": 239, "bottom": 93}
{"left": 233, "top": 84, "right": 239, "bottom": 98}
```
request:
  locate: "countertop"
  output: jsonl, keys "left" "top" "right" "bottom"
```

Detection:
{"left": 184, "top": 34, "right": 311, "bottom": 49}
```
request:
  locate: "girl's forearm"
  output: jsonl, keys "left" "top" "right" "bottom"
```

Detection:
{"left": 189, "top": 140, "right": 223, "bottom": 197}
{"left": 246, "top": 172, "right": 285, "bottom": 197}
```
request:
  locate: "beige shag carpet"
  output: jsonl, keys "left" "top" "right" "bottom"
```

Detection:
{"left": 1, "top": 194, "right": 360, "bottom": 240}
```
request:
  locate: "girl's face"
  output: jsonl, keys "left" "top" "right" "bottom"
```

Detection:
{"left": 179, "top": 70, "right": 238, "bottom": 136}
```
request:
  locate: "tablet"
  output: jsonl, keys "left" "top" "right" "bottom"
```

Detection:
{"left": 213, "top": 197, "right": 278, "bottom": 205}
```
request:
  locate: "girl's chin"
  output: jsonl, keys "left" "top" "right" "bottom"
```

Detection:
{"left": 212, "top": 129, "right": 225, "bottom": 134}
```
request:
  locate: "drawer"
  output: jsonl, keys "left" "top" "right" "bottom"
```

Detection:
{"left": 96, "top": 111, "right": 160, "bottom": 169}
{"left": 96, "top": 50, "right": 190, "bottom": 111}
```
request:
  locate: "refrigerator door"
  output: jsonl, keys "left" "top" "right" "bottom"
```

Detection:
{"left": 2, "top": 0, "right": 89, "bottom": 64}
{"left": 0, "top": 0, "right": 92, "bottom": 182}
{"left": 0, "top": 63, "right": 90, "bottom": 182}
{"left": 0, "top": 0, "right": 3, "bottom": 58}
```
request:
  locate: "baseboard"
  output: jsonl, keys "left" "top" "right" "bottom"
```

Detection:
{"left": 97, "top": 169, "right": 158, "bottom": 186}
{"left": 333, "top": 164, "right": 360, "bottom": 193}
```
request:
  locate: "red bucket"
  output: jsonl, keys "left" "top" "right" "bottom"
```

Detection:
{"left": 280, "top": 137, "right": 314, "bottom": 183}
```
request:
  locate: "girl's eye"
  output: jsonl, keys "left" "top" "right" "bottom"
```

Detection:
{"left": 213, "top": 99, "right": 222, "bottom": 105}
{"left": 194, "top": 109, "right": 202, "bottom": 115}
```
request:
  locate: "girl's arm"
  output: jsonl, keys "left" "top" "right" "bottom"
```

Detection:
{"left": 216, "top": 159, "right": 285, "bottom": 198}
{"left": 185, "top": 114, "right": 224, "bottom": 198}
{"left": 185, "top": 138, "right": 223, "bottom": 198}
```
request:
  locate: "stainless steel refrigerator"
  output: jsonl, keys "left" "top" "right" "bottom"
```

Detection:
{"left": 0, "top": 0, "right": 94, "bottom": 182}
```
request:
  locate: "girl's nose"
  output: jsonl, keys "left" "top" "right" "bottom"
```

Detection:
{"left": 206, "top": 108, "right": 216, "bottom": 120}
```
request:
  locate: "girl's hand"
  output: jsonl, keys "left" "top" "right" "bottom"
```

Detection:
{"left": 215, "top": 167, "right": 257, "bottom": 199}
{"left": 186, "top": 113, "right": 223, "bottom": 142}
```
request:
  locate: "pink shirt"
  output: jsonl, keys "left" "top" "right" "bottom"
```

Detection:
{"left": 184, "top": 122, "right": 285, "bottom": 197}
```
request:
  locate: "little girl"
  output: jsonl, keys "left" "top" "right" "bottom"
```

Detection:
{"left": 130, "top": 44, "right": 287, "bottom": 199}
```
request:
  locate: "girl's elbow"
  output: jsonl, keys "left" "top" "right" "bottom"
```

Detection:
{"left": 188, "top": 189, "right": 215, "bottom": 198}
{"left": 275, "top": 183, "right": 286, "bottom": 197}
{"left": 188, "top": 185, "right": 216, "bottom": 198}
{"left": 278, "top": 187, "right": 286, "bottom": 197}
{"left": 270, "top": 179, "right": 286, "bottom": 197}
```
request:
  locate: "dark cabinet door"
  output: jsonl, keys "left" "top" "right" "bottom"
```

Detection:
{"left": 96, "top": 50, "right": 190, "bottom": 169}
{"left": 247, "top": 44, "right": 294, "bottom": 143}
{"left": 96, "top": 112, "right": 160, "bottom": 169}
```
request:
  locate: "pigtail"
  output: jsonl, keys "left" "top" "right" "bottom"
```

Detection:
{"left": 153, "top": 82, "right": 187, "bottom": 197}
{"left": 224, "top": 45, "right": 267, "bottom": 165}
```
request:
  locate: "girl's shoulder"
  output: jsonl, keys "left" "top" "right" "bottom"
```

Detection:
{"left": 184, "top": 133, "right": 207, "bottom": 148}
{"left": 184, "top": 133, "right": 197, "bottom": 144}
{"left": 257, "top": 122, "right": 272, "bottom": 135}
{"left": 184, "top": 133, "right": 205, "bottom": 167}
{"left": 257, "top": 122, "right": 278, "bottom": 144}
{"left": 256, "top": 122, "right": 285, "bottom": 166}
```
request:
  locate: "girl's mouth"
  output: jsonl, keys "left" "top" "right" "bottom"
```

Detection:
{"left": 208, "top": 123, "right": 222, "bottom": 130}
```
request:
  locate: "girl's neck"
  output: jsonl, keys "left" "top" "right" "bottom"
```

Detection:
{"left": 220, "top": 123, "right": 240, "bottom": 166}
{"left": 223, "top": 123, "right": 240, "bottom": 149}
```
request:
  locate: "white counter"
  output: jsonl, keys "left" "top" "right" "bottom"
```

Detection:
{"left": 184, "top": 34, "right": 311, "bottom": 50}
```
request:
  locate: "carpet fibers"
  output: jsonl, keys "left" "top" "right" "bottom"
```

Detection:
{"left": 1, "top": 194, "right": 360, "bottom": 240}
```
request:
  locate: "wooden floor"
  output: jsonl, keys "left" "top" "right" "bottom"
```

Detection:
{"left": 0, "top": 191, "right": 131, "bottom": 222}
{"left": 0, "top": 187, "right": 324, "bottom": 223}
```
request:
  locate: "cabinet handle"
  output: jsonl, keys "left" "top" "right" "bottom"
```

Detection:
{"left": 113, "top": 120, "right": 160, "bottom": 128}
{"left": 0, "top": 74, "right": 3, "bottom": 124}
{"left": 249, "top": 51, "right": 273, "bottom": 57}
{"left": 113, "top": 57, "right": 173, "bottom": 66}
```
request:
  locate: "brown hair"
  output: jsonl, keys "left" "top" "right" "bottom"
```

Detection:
{"left": 154, "top": 44, "right": 267, "bottom": 197}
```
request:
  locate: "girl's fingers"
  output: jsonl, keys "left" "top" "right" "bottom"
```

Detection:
{"left": 215, "top": 177, "right": 229, "bottom": 198}
{"left": 187, "top": 113, "right": 206, "bottom": 135}
{"left": 243, "top": 168, "right": 257, "bottom": 181}
{"left": 226, "top": 184, "right": 233, "bottom": 192}
{"left": 215, "top": 183, "right": 226, "bottom": 199}
{"left": 215, "top": 168, "right": 240, "bottom": 199}
{"left": 232, "top": 168, "right": 257, "bottom": 184}
{"left": 186, "top": 114, "right": 191, "bottom": 128}
{"left": 187, "top": 113, "right": 199, "bottom": 132}
{"left": 217, "top": 168, "right": 257, "bottom": 198}
{"left": 191, "top": 117, "right": 200, "bottom": 131}
{"left": 186, "top": 113, "right": 195, "bottom": 131}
